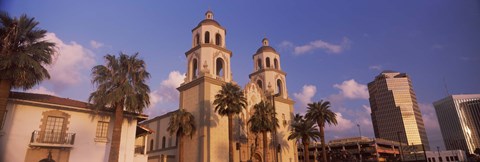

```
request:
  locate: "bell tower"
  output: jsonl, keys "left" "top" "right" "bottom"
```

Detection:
{"left": 185, "top": 10, "right": 232, "bottom": 83}
{"left": 249, "top": 38, "right": 288, "bottom": 98}
{"left": 247, "top": 38, "right": 296, "bottom": 162}
{"left": 177, "top": 11, "right": 233, "bottom": 162}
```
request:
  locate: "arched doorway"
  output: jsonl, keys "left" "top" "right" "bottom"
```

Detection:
{"left": 253, "top": 153, "right": 262, "bottom": 162}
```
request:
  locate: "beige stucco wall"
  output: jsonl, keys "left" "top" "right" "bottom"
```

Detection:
{"left": 0, "top": 100, "right": 138, "bottom": 162}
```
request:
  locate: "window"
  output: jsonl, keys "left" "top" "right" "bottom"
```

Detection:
{"left": 205, "top": 31, "right": 210, "bottom": 44}
{"left": 0, "top": 110, "right": 6, "bottom": 130}
{"left": 192, "top": 59, "right": 198, "bottom": 79}
{"left": 266, "top": 57, "right": 271, "bottom": 68}
{"left": 150, "top": 139, "right": 154, "bottom": 151}
{"left": 257, "top": 59, "right": 262, "bottom": 70}
{"left": 256, "top": 80, "right": 263, "bottom": 89}
{"left": 44, "top": 116, "right": 65, "bottom": 143}
{"left": 274, "top": 58, "right": 278, "bottom": 69}
{"left": 216, "top": 58, "right": 224, "bottom": 77}
{"left": 96, "top": 121, "right": 109, "bottom": 138}
{"left": 215, "top": 33, "right": 222, "bottom": 46}
{"left": 162, "top": 136, "right": 166, "bottom": 148}
{"left": 195, "top": 34, "right": 200, "bottom": 46}
{"left": 277, "top": 79, "right": 283, "bottom": 95}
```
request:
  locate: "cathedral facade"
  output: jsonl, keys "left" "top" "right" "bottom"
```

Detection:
{"left": 142, "top": 11, "right": 297, "bottom": 162}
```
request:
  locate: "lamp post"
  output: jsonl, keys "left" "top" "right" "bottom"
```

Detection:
{"left": 357, "top": 124, "right": 362, "bottom": 137}
{"left": 397, "top": 131, "right": 403, "bottom": 162}
{"left": 412, "top": 143, "right": 418, "bottom": 161}
{"left": 267, "top": 83, "right": 280, "bottom": 162}
{"left": 437, "top": 146, "right": 441, "bottom": 161}
{"left": 357, "top": 124, "right": 362, "bottom": 162}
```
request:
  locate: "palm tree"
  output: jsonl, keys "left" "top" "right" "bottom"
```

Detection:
{"left": 88, "top": 53, "right": 150, "bottom": 162}
{"left": 292, "top": 113, "right": 304, "bottom": 125}
{"left": 288, "top": 117, "right": 321, "bottom": 162}
{"left": 167, "top": 109, "right": 196, "bottom": 162}
{"left": 213, "top": 82, "right": 247, "bottom": 162}
{"left": 0, "top": 12, "right": 55, "bottom": 125}
{"left": 305, "top": 100, "right": 338, "bottom": 162}
{"left": 248, "top": 101, "right": 279, "bottom": 162}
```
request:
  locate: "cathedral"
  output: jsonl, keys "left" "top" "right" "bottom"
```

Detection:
{"left": 142, "top": 11, "right": 297, "bottom": 162}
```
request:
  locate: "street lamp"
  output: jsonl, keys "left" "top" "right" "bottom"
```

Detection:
{"left": 437, "top": 146, "right": 441, "bottom": 161}
{"left": 397, "top": 131, "right": 403, "bottom": 162}
{"left": 412, "top": 143, "right": 417, "bottom": 161}
{"left": 267, "top": 83, "right": 280, "bottom": 162}
{"left": 357, "top": 124, "right": 362, "bottom": 137}
{"left": 357, "top": 124, "right": 362, "bottom": 162}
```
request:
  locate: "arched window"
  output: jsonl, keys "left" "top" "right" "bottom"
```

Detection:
{"left": 216, "top": 58, "right": 224, "bottom": 77}
{"left": 257, "top": 59, "right": 262, "bottom": 70}
{"left": 266, "top": 57, "right": 271, "bottom": 68}
{"left": 274, "top": 58, "right": 279, "bottom": 69}
{"left": 150, "top": 139, "right": 154, "bottom": 151}
{"left": 215, "top": 33, "right": 222, "bottom": 46}
{"left": 192, "top": 59, "right": 198, "bottom": 79}
{"left": 257, "top": 80, "right": 263, "bottom": 89}
{"left": 277, "top": 79, "right": 283, "bottom": 95}
{"left": 205, "top": 31, "right": 210, "bottom": 44}
{"left": 162, "top": 136, "right": 166, "bottom": 148}
{"left": 195, "top": 34, "right": 200, "bottom": 46}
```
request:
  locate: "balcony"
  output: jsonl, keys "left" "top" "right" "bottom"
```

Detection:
{"left": 30, "top": 130, "right": 75, "bottom": 147}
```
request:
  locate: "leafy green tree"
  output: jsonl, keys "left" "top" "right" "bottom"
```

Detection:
{"left": 288, "top": 117, "right": 321, "bottom": 162}
{"left": 0, "top": 12, "right": 55, "bottom": 125}
{"left": 213, "top": 82, "right": 247, "bottom": 162}
{"left": 167, "top": 109, "right": 196, "bottom": 162}
{"left": 89, "top": 53, "right": 150, "bottom": 162}
{"left": 248, "top": 101, "right": 279, "bottom": 162}
{"left": 305, "top": 100, "right": 338, "bottom": 162}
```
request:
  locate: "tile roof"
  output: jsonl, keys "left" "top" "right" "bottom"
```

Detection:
{"left": 10, "top": 91, "right": 90, "bottom": 109}
{"left": 9, "top": 92, "right": 148, "bottom": 119}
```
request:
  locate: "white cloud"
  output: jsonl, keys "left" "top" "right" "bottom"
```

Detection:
{"left": 369, "top": 65, "right": 382, "bottom": 71}
{"left": 26, "top": 86, "right": 56, "bottom": 96}
{"left": 145, "top": 71, "right": 186, "bottom": 117}
{"left": 278, "top": 41, "right": 294, "bottom": 49}
{"left": 362, "top": 104, "right": 371, "bottom": 114}
{"left": 333, "top": 79, "right": 369, "bottom": 100}
{"left": 44, "top": 33, "right": 96, "bottom": 89}
{"left": 419, "top": 103, "right": 444, "bottom": 149}
{"left": 293, "top": 85, "right": 317, "bottom": 110}
{"left": 325, "top": 112, "right": 355, "bottom": 132}
{"left": 293, "top": 37, "right": 350, "bottom": 55}
{"left": 431, "top": 44, "right": 443, "bottom": 50}
{"left": 90, "top": 40, "right": 104, "bottom": 49}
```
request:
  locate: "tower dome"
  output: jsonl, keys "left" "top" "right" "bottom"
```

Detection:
{"left": 255, "top": 38, "right": 277, "bottom": 54}
{"left": 195, "top": 10, "right": 222, "bottom": 28}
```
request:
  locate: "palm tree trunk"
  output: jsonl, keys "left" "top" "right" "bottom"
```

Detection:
{"left": 262, "top": 132, "right": 268, "bottom": 162}
{"left": 319, "top": 123, "right": 327, "bottom": 162}
{"left": 0, "top": 80, "right": 12, "bottom": 129}
{"left": 108, "top": 103, "right": 124, "bottom": 162}
{"left": 228, "top": 114, "right": 234, "bottom": 162}
{"left": 304, "top": 141, "right": 310, "bottom": 162}
{"left": 178, "top": 135, "right": 183, "bottom": 162}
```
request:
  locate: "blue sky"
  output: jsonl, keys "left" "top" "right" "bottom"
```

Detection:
{"left": 3, "top": 0, "right": 480, "bottom": 150}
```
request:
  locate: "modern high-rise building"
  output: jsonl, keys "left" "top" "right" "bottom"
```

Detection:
{"left": 368, "top": 71, "right": 430, "bottom": 150}
{"left": 433, "top": 94, "right": 480, "bottom": 154}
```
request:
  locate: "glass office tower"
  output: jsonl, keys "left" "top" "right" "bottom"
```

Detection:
{"left": 434, "top": 94, "right": 480, "bottom": 154}
{"left": 368, "top": 71, "right": 430, "bottom": 150}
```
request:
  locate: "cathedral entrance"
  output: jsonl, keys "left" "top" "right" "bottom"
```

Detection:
{"left": 252, "top": 153, "right": 262, "bottom": 162}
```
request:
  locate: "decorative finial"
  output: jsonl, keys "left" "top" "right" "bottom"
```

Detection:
{"left": 262, "top": 38, "right": 269, "bottom": 46}
{"left": 205, "top": 10, "right": 213, "bottom": 20}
